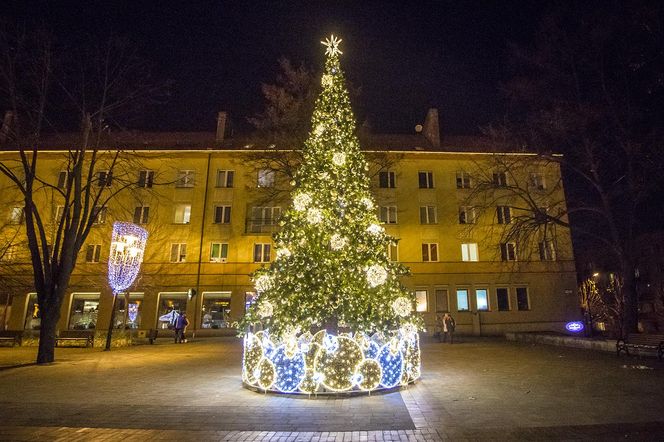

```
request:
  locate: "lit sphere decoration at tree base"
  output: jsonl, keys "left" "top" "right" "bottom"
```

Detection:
{"left": 242, "top": 326, "right": 421, "bottom": 395}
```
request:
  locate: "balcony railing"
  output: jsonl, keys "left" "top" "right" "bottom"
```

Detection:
{"left": 245, "top": 219, "right": 281, "bottom": 234}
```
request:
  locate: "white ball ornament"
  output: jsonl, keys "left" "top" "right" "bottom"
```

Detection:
{"left": 293, "top": 193, "right": 312, "bottom": 211}
{"left": 330, "top": 234, "right": 347, "bottom": 250}
{"left": 332, "top": 152, "right": 346, "bottom": 166}
{"left": 366, "top": 223, "right": 384, "bottom": 236}
{"left": 321, "top": 74, "right": 333, "bottom": 87}
{"left": 307, "top": 207, "right": 323, "bottom": 224}
{"left": 276, "top": 248, "right": 292, "bottom": 259}
{"left": 361, "top": 198, "right": 374, "bottom": 210}
{"left": 314, "top": 123, "right": 325, "bottom": 137}
{"left": 257, "top": 301, "right": 274, "bottom": 318}
{"left": 254, "top": 274, "right": 273, "bottom": 293}
{"left": 392, "top": 297, "right": 412, "bottom": 317}
{"left": 366, "top": 264, "right": 388, "bottom": 288}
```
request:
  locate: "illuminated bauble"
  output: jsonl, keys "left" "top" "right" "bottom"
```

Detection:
{"left": 356, "top": 359, "right": 382, "bottom": 391}
{"left": 321, "top": 73, "right": 333, "bottom": 87}
{"left": 254, "top": 274, "right": 273, "bottom": 293}
{"left": 332, "top": 152, "right": 346, "bottom": 166}
{"left": 298, "top": 369, "right": 319, "bottom": 394}
{"left": 361, "top": 197, "right": 374, "bottom": 210}
{"left": 257, "top": 301, "right": 274, "bottom": 319}
{"left": 271, "top": 346, "right": 306, "bottom": 393}
{"left": 319, "top": 171, "right": 330, "bottom": 181}
{"left": 243, "top": 334, "right": 263, "bottom": 384}
{"left": 392, "top": 297, "right": 412, "bottom": 317}
{"left": 256, "top": 357, "right": 276, "bottom": 390}
{"left": 314, "top": 335, "right": 363, "bottom": 391}
{"left": 366, "top": 264, "right": 388, "bottom": 288}
{"left": 366, "top": 223, "right": 384, "bottom": 236}
{"left": 330, "top": 234, "right": 347, "bottom": 251}
{"left": 401, "top": 335, "right": 421, "bottom": 381}
{"left": 377, "top": 344, "right": 404, "bottom": 388}
{"left": 276, "top": 248, "right": 292, "bottom": 259}
{"left": 307, "top": 207, "right": 323, "bottom": 224}
{"left": 314, "top": 123, "right": 325, "bottom": 137}
{"left": 400, "top": 322, "right": 418, "bottom": 338}
{"left": 293, "top": 192, "right": 312, "bottom": 211}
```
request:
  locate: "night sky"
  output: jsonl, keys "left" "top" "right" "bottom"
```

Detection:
{"left": 6, "top": 1, "right": 544, "bottom": 135}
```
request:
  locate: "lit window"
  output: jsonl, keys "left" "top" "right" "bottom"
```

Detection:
{"left": 493, "top": 172, "right": 508, "bottom": 187}
{"left": 68, "top": 293, "right": 99, "bottom": 330}
{"left": 174, "top": 204, "right": 192, "bottom": 224}
{"left": 461, "top": 243, "right": 479, "bottom": 262}
{"left": 497, "top": 288, "right": 510, "bottom": 311}
{"left": 500, "top": 242, "right": 517, "bottom": 261}
{"left": 216, "top": 170, "right": 234, "bottom": 188}
{"left": 133, "top": 206, "right": 149, "bottom": 224}
{"left": 415, "top": 290, "right": 428, "bottom": 312}
{"left": 496, "top": 206, "right": 511, "bottom": 224}
{"left": 516, "top": 287, "right": 530, "bottom": 310}
{"left": 170, "top": 243, "right": 187, "bottom": 263}
{"left": 418, "top": 171, "right": 434, "bottom": 189}
{"left": 9, "top": 207, "right": 23, "bottom": 225}
{"left": 257, "top": 169, "right": 275, "bottom": 188}
{"left": 85, "top": 244, "right": 101, "bottom": 263}
{"left": 419, "top": 206, "right": 437, "bottom": 224}
{"left": 539, "top": 240, "right": 556, "bottom": 261}
{"left": 379, "top": 206, "right": 397, "bottom": 224}
{"left": 379, "top": 171, "right": 396, "bottom": 188}
{"left": 458, "top": 206, "right": 476, "bottom": 224}
{"left": 201, "top": 292, "right": 232, "bottom": 328}
{"left": 456, "top": 171, "right": 472, "bottom": 189}
{"left": 253, "top": 243, "right": 271, "bottom": 263}
{"left": 435, "top": 288, "right": 449, "bottom": 312}
{"left": 176, "top": 170, "right": 195, "bottom": 188}
{"left": 96, "top": 170, "right": 113, "bottom": 187}
{"left": 387, "top": 243, "right": 398, "bottom": 262}
{"left": 456, "top": 289, "right": 469, "bottom": 311}
{"left": 138, "top": 170, "right": 154, "bottom": 188}
{"left": 24, "top": 293, "right": 40, "bottom": 330}
{"left": 213, "top": 205, "right": 232, "bottom": 224}
{"left": 476, "top": 288, "right": 489, "bottom": 311}
{"left": 421, "top": 243, "right": 439, "bottom": 262}
{"left": 210, "top": 242, "right": 229, "bottom": 262}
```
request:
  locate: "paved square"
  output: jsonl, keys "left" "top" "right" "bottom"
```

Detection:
{"left": 1, "top": 336, "right": 663, "bottom": 440}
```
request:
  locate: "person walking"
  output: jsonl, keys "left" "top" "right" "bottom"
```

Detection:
{"left": 180, "top": 313, "right": 190, "bottom": 343}
{"left": 174, "top": 311, "right": 189, "bottom": 343}
{"left": 442, "top": 313, "right": 456, "bottom": 344}
{"left": 434, "top": 314, "right": 443, "bottom": 342}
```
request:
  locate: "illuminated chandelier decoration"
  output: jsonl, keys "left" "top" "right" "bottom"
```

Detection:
{"left": 240, "top": 36, "right": 422, "bottom": 394}
{"left": 108, "top": 222, "right": 148, "bottom": 294}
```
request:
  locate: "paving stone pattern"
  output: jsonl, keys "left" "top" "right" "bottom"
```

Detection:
{"left": 1, "top": 337, "right": 663, "bottom": 440}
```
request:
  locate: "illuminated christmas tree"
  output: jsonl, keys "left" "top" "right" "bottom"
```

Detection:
{"left": 241, "top": 36, "right": 421, "bottom": 394}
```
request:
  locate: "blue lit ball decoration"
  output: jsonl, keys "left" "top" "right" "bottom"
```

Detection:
{"left": 108, "top": 222, "right": 148, "bottom": 294}
{"left": 378, "top": 343, "right": 404, "bottom": 388}
{"left": 364, "top": 340, "right": 380, "bottom": 359}
{"left": 565, "top": 321, "right": 585, "bottom": 333}
{"left": 271, "top": 346, "right": 306, "bottom": 393}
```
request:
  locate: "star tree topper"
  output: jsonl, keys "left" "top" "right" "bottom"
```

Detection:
{"left": 322, "top": 34, "right": 343, "bottom": 57}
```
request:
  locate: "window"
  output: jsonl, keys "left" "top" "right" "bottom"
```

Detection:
{"left": 213, "top": 205, "right": 232, "bottom": 224}
{"left": 201, "top": 292, "right": 232, "bottom": 328}
{"left": 170, "top": 243, "right": 187, "bottom": 263}
{"left": 249, "top": 206, "right": 281, "bottom": 233}
{"left": 112, "top": 294, "right": 143, "bottom": 329}
{"left": 456, "top": 171, "right": 471, "bottom": 189}
{"left": 92, "top": 206, "right": 107, "bottom": 225}
{"left": 422, "top": 243, "right": 439, "bottom": 262}
{"left": 530, "top": 173, "right": 546, "bottom": 190}
{"left": 85, "top": 244, "right": 101, "bottom": 263}
{"left": 138, "top": 170, "right": 154, "bottom": 188}
{"left": 157, "top": 293, "right": 187, "bottom": 329}
{"left": 500, "top": 242, "right": 517, "bottom": 261}
{"left": 96, "top": 170, "right": 112, "bottom": 187}
{"left": 133, "top": 206, "right": 149, "bottom": 224}
{"left": 418, "top": 171, "right": 434, "bottom": 189}
{"left": 456, "top": 289, "right": 470, "bottom": 311}
{"left": 174, "top": 204, "right": 192, "bottom": 224}
{"left": 216, "top": 170, "right": 234, "bottom": 188}
{"left": 57, "top": 170, "right": 69, "bottom": 189}
{"left": 493, "top": 172, "right": 508, "bottom": 187}
{"left": 497, "top": 288, "right": 510, "bottom": 311}
{"left": 387, "top": 243, "right": 398, "bottom": 262}
{"left": 379, "top": 206, "right": 397, "bottom": 224}
{"left": 496, "top": 206, "right": 512, "bottom": 224}
{"left": 254, "top": 243, "right": 271, "bottom": 263}
{"left": 55, "top": 205, "right": 65, "bottom": 223}
{"left": 461, "top": 243, "right": 479, "bottom": 262}
{"left": 24, "top": 293, "right": 40, "bottom": 330}
{"left": 476, "top": 289, "right": 489, "bottom": 311}
{"left": 516, "top": 287, "right": 530, "bottom": 310}
{"left": 539, "top": 240, "right": 556, "bottom": 261}
{"left": 415, "top": 290, "right": 428, "bottom": 312}
{"left": 257, "top": 169, "right": 275, "bottom": 188}
{"left": 435, "top": 288, "right": 449, "bottom": 312}
{"left": 419, "top": 206, "right": 437, "bottom": 224}
{"left": 458, "top": 206, "right": 476, "bottom": 224}
{"left": 68, "top": 293, "right": 99, "bottom": 330}
{"left": 210, "top": 242, "right": 229, "bottom": 262}
{"left": 176, "top": 170, "right": 195, "bottom": 188}
{"left": 9, "top": 207, "right": 23, "bottom": 225}
{"left": 379, "top": 171, "right": 396, "bottom": 188}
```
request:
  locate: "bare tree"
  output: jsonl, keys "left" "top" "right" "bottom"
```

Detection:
{"left": 0, "top": 26, "right": 164, "bottom": 363}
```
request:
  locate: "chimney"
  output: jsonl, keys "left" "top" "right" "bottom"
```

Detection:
{"left": 422, "top": 108, "right": 440, "bottom": 148}
{"left": 216, "top": 111, "right": 228, "bottom": 143}
{"left": 0, "top": 111, "right": 15, "bottom": 144}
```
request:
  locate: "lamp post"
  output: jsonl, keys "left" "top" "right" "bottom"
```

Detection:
{"left": 105, "top": 222, "right": 148, "bottom": 351}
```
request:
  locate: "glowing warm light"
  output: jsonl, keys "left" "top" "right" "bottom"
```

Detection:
{"left": 321, "top": 34, "right": 343, "bottom": 57}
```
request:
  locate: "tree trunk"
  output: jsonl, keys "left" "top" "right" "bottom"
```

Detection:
{"left": 37, "top": 310, "right": 58, "bottom": 364}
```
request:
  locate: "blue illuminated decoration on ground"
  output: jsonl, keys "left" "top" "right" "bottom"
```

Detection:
{"left": 242, "top": 328, "right": 420, "bottom": 394}
{"left": 565, "top": 321, "right": 585, "bottom": 333}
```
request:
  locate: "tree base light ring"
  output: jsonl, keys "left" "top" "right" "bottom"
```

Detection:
{"left": 242, "top": 327, "right": 420, "bottom": 395}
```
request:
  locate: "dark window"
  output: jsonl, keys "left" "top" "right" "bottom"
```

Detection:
{"left": 85, "top": 244, "right": 101, "bottom": 263}
{"left": 418, "top": 171, "right": 434, "bottom": 189}
{"left": 516, "top": 287, "right": 530, "bottom": 310}
{"left": 138, "top": 170, "right": 154, "bottom": 188}
{"left": 57, "top": 171, "right": 68, "bottom": 189}
{"left": 500, "top": 243, "right": 517, "bottom": 261}
{"left": 133, "top": 206, "right": 149, "bottom": 224}
{"left": 97, "top": 171, "right": 113, "bottom": 187}
{"left": 435, "top": 288, "right": 449, "bottom": 312}
{"left": 214, "top": 206, "right": 232, "bottom": 224}
{"left": 493, "top": 172, "right": 507, "bottom": 187}
{"left": 497, "top": 206, "right": 511, "bottom": 224}
{"left": 496, "top": 288, "right": 510, "bottom": 311}
{"left": 456, "top": 171, "right": 471, "bottom": 189}
{"left": 379, "top": 171, "right": 396, "bottom": 188}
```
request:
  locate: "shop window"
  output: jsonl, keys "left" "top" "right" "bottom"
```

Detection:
{"left": 68, "top": 293, "right": 99, "bottom": 330}
{"left": 435, "top": 288, "right": 449, "bottom": 312}
{"left": 201, "top": 292, "right": 232, "bottom": 328}
{"left": 456, "top": 289, "right": 469, "bottom": 311}
{"left": 112, "top": 293, "right": 143, "bottom": 329}
{"left": 476, "top": 288, "right": 489, "bottom": 311}
{"left": 516, "top": 287, "right": 530, "bottom": 310}
{"left": 157, "top": 293, "right": 187, "bottom": 329}
{"left": 415, "top": 290, "right": 428, "bottom": 312}
{"left": 24, "top": 293, "right": 40, "bottom": 330}
{"left": 497, "top": 288, "right": 510, "bottom": 311}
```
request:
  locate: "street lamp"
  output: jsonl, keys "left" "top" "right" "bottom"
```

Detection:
{"left": 105, "top": 222, "right": 148, "bottom": 351}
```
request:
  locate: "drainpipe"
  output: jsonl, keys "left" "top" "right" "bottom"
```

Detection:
{"left": 193, "top": 152, "right": 212, "bottom": 338}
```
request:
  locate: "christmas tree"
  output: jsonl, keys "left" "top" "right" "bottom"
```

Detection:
{"left": 241, "top": 36, "right": 421, "bottom": 393}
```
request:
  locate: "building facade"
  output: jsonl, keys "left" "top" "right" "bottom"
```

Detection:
{"left": 0, "top": 111, "right": 580, "bottom": 344}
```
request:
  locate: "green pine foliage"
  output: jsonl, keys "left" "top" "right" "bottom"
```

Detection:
{"left": 240, "top": 39, "right": 421, "bottom": 339}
